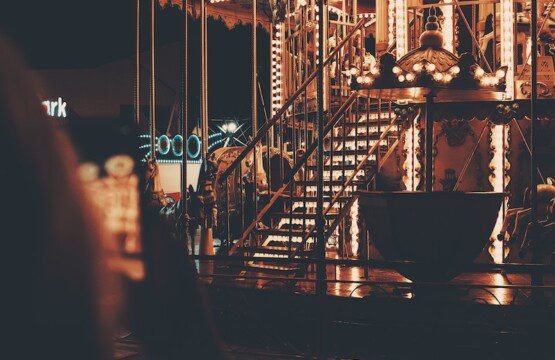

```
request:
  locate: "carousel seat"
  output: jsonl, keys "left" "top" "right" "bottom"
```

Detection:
{"left": 358, "top": 191, "right": 504, "bottom": 282}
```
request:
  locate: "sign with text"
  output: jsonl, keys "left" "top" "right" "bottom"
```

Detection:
{"left": 42, "top": 97, "right": 68, "bottom": 118}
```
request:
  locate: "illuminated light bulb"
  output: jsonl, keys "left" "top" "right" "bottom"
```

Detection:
{"left": 350, "top": 67, "right": 358, "bottom": 75}
{"left": 425, "top": 63, "right": 436, "bottom": 72}
{"left": 496, "top": 69, "right": 506, "bottom": 78}
{"left": 481, "top": 77, "right": 492, "bottom": 86}
{"left": 405, "top": 72, "right": 415, "bottom": 81}
{"left": 299, "top": 0, "right": 307, "bottom": 6}
{"left": 357, "top": 76, "right": 363, "bottom": 83}
{"left": 433, "top": 72, "right": 444, "bottom": 81}
{"left": 398, "top": 75, "right": 405, "bottom": 82}
{"left": 364, "top": 76, "right": 372, "bottom": 84}
{"left": 444, "top": 74, "right": 453, "bottom": 82}
{"left": 475, "top": 67, "right": 485, "bottom": 77}
{"left": 451, "top": 66, "right": 460, "bottom": 74}
{"left": 413, "top": 63, "right": 423, "bottom": 72}
{"left": 370, "top": 67, "right": 378, "bottom": 75}
{"left": 392, "top": 66, "right": 402, "bottom": 74}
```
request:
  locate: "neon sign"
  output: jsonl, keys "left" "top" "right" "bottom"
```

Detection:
{"left": 42, "top": 97, "right": 67, "bottom": 118}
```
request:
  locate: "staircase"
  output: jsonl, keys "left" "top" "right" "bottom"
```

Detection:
{"left": 216, "top": 19, "right": 401, "bottom": 272}
{"left": 246, "top": 100, "right": 400, "bottom": 271}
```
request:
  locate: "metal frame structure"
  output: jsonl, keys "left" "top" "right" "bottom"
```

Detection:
{"left": 141, "top": 0, "right": 552, "bottom": 276}
{"left": 135, "top": 0, "right": 554, "bottom": 357}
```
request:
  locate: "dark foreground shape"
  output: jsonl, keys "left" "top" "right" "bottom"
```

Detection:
{"left": 358, "top": 191, "right": 504, "bottom": 281}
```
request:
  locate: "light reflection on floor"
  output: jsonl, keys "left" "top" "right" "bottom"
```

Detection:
{"left": 192, "top": 238, "right": 554, "bottom": 305}
{"left": 197, "top": 259, "right": 555, "bottom": 306}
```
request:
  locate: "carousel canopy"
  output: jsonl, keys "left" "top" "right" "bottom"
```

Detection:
{"left": 159, "top": 0, "right": 273, "bottom": 29}
{"left": 353, "top": 12, "right": 508, "bottom": 103}
{"left": 159, "top": 0, "right": 377, "bottom": 30}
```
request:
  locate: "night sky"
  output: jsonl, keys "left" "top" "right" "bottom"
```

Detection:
{"left": 0, "top": 0, "right": 270, "bottom": 122}
{"left": 0, "top": 0, "right": 270, "bottom": 164}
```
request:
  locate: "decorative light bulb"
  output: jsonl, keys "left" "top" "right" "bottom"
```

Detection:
{"left": 496, "top": 69, "right": 506, "bottom": 78}
{"left": 392, "top": 66, "right": 402, "bottom": 74}
{"left": 398, "top": 75, "right": 405, "bottom": 82}
{"left": 413, "top": 63, "right": 423, "bottom": 72}
{"left": 405, "top": 73, "right": 415, "bottom": 81}
{"left": 475, "top": 67, "right": 485, "bottom": 77}
{"left": 364, "top": 76, "right": 372, "bottom": 84}
{"left": 451, "top": 66, "right": 460, "bottom": 74}
{"left": 425, "top": 63, "right": 436, "bottom": 72}
{"left": 444, "top": 74, "right": 453, "bottom": 82}
{"left": 357, "top": 76, "right": 363, "bottom": 84}
{"left": 433, "top": 72, "right": 444, "bottom": 81}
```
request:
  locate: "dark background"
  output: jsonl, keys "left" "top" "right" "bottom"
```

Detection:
{"left": 0, "top": 0, "right": 269, "bottom": 161}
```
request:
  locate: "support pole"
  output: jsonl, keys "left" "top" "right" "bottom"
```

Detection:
{"left": 425, "top": 92, "right": 435, "bottom": 192}
{"left": 201, "top": 0, "right": 208, "bottom": 164}
{"left": 135, "top": 0, "right": 140, "bottom": 126}
{"left": 315, "top": 0, "right": 326, "bottom": 357}
{"left": 199, "top": 0, "right": 213, "bottom": 256}
{"left": 252, "top": 0, "right": 258, "bottom": 225}
{"left": 530, "top": 0, "right": 543, "bottom": 292}
{"left": 150, "top": 0, "right": 156, "bottom": 160}
{"left": 530, "top": 1, "right": 538, "bottom": 224}
{"left": 181, "top": 0, "right": 189, "bottom": 249}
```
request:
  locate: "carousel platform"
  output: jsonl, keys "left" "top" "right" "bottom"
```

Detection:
{"left": 197, "top": 257, "right": 555, "bottom": 306}
{"left": 196, "top": 256, "right": 555, "bottom": 358}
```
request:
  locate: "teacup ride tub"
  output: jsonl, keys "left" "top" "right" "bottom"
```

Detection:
{"left": 357, "top": 191, "right": 504, "bottom": 282}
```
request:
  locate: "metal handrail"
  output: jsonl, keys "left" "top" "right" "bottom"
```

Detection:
{"left": 218, "top": 19, "right": 365, "bottom": 184}
{"left": 291, "top": 113, "right": 400, "bottom": 258}
{"left": 228, "top": 92, "right": 359, "bottom": 255}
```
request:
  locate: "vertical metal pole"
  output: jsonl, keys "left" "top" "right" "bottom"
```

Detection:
{"left": 135, "top": 0, "right": 140, "bottom": 126}
{"left": 252, "top": 0, "right": 258, "bottom": 220}
{"left": 150, "top": 0, "right": 156, "bottom": 160}
{"left": 425, "top": 93, "right": 435, "bottom": 192}
{"left": 530, "top": 0, "right": 538, "bottom": 223}
{"left": 201, "top": 0, "right": 208, "bottom": 168}
{"left": 530, "top": 0, "right": 542, "bottom": 291}
{"left": 181, "top": 0, "right": 189, "bottom": 248}
{"left": 199, "top": 0, "right": 213, "bottom": 257}
{"left": 315, "top": 0, "right": 326, "bottom": 357}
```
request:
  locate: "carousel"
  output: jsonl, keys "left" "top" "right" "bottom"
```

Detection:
{"left": 136, "top": 0, "right": 555, "bottom": 309}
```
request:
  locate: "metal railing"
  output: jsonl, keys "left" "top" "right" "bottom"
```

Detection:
{"left": 215, "top": 20, "right": 366, "bottom": 256}
{"left": 291, "top": 99, "right": 400, "bottom": 258}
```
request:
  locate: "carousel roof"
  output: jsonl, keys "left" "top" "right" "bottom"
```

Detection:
{"left": 353, "top": 12, "right": 508, "bottom": 103}
{"left": 159, "top": 0, "right": 273, "bottom": 29}
{"left": 159, "top": 0, "right": 377, "bottom": 29}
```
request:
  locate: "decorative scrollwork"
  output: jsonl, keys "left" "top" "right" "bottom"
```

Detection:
{"left": 519, "top": 81, "right": 552, "bottom": 98}
{"left": 437, "top": 118, "right": 474, "bottom": 147}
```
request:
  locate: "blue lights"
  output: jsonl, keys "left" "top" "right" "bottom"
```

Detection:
{"left": 172, "top": 135, "right": 184, "bottom": 157}
{"left": 186, "top": 134, "right": 201, "bottom": 159}
{"left": 158, "top": 135, "right": 171, "bottom": 155}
